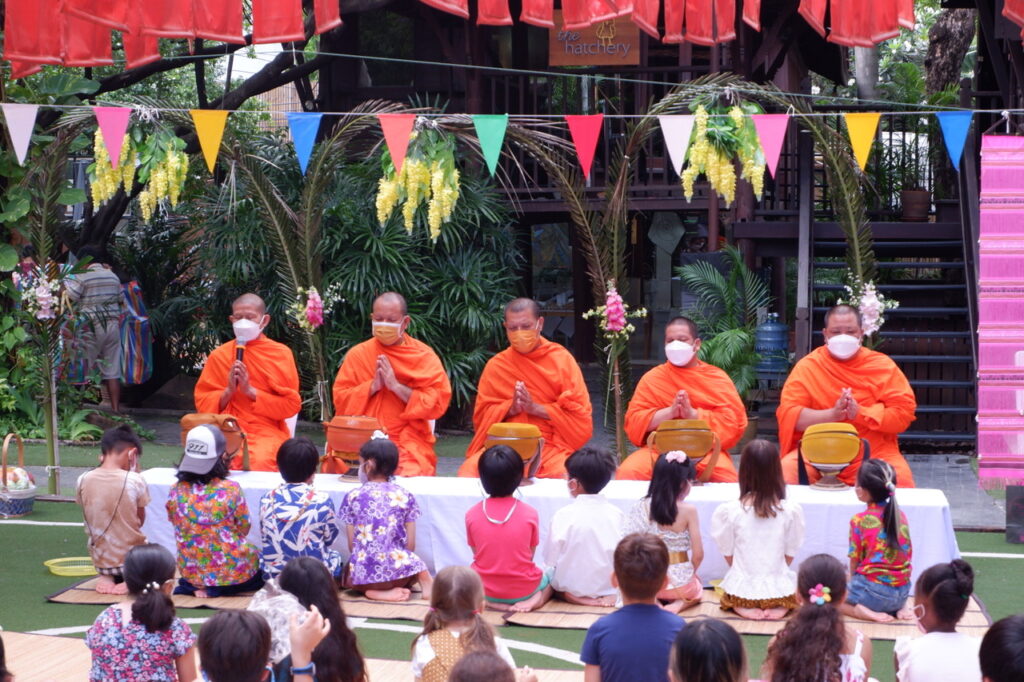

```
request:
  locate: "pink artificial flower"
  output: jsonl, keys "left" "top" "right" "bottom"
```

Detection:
{"left": 305, "top": 288, "right": 324, "bottom": 329}
{"left": 605, "top": 285, "right": 626, "bottom": 332}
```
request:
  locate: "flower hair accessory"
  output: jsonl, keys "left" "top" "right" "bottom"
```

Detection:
{"left": 142, "top": 581, "right": 162, "bottom": 594}
{"left": 808, "top": 583, "right": 832, "bottom": 605}
{"left": 665, "top": 451, "right": 688, "bottom": 464}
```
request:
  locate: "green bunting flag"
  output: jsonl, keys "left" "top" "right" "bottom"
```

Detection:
{"left": 471, "top": 114, "right": 509, "bottom": 176}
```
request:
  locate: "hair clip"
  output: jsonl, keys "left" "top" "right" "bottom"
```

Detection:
{"left": 142, "top": 581, "right": 161, "bottom": 594}
{"left": 371, "top": 430, "right": 388, "bottom": 440}
{"left": 808, "top": 583, "right": 832, "bottom": 605}
{"left": 472, "top": 609, "right": 481, "bottom": 615}
{"left": 665, "top": 451, "right": 687, "bottom": 464}
{"left": 428, "top": 606, "right": 436, "bottom": 612}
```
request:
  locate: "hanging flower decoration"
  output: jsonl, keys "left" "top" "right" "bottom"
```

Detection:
{"left": 583, "top": 281, "right": 647, "bottom": 343}
{"left": 289, "top": 283, "right": 345, "bottom": 333}
{"left": 839, "top": 275, "right": 900, "bottom": 337}
{"left": 681, "top": 99, "right": 766, "bottom": 207}
{"left": 88, "top": 126, "right": 189, "bottom": 223}
{"left": 375, "top": 120, "right": 461, "bottom": 242}
{"left": 16, "top": 267, "right": 63, "bottom": 321}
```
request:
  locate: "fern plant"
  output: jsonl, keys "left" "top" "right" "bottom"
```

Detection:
{"left": 676, "top": 245, "right": 772, "bottom": 400}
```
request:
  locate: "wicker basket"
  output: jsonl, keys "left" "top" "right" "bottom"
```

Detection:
{"left": 44, "top": 557, "right": 98, "bottom": 577}
{"left": 0, "top": 433, "right": 36, "bottom": 518}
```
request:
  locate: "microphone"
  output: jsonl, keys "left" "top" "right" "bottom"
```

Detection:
{"left": 236, "top": 339, "right": 246, "bottom": 363}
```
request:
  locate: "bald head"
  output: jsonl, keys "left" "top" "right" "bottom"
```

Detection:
{"left": 374, "top": 291, "right": 407, "bottom": 316}
{"left": 232, "top": 293, "right": 266, "bottom": 315}
{"left": 505, "top": 298, "right": 541, "bottom": 319}
{"left": 666, "top": 316, "right": 700, "bottom": 340}
{"left": 823, "top": 304, "right": 863, "bottom": 329}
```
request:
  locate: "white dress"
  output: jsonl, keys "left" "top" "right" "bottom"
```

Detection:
{"left": 625, "top": 498, "right": 696, "bottom": 588}
{"left": 839, "top": 630, "right": 868, "bottom": 682}
{"left": 710, "top": 498, "right": 805, "bottom": 600}
{"left": 894, "top": 631, "right": 983, "bottom": 682}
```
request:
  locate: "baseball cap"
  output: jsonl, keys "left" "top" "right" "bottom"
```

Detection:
{"left": 179, "top": 424, "right": 227, "bottom": 475}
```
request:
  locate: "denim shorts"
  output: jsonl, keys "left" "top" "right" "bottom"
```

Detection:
{"left": 846, "top": 573, "right": 909, "bottom": 614}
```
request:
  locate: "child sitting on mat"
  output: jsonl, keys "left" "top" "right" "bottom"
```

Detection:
{"left": 894, "top": 559, "right": 981, "bottom": 682}
{"left": 980, "top": 614, "right": 1024, "bottom": 682}
{"left": 339, "top": 437, "right": 432, "bottom": 602}
{"left": 541, "top": 446, "right": 623, "bottom": 607}
{"left": 85, "top": 543, "right": 197, "bottom": 682}
{"left": 580, "top": 533, "right": 685, "bottom": 682}
{"left": 763, "top": 554, "right": 873, "bottom": 682}
{"left": 76, "top": 425, "right": 150, "bottom": 595}
{"left": 841, "top": 458, "right": 915, "bottom": 623}
{"left": 669, "top": 619, "right": 747, "bottom": 682}
{"left": 259, "top": 437, "right": 343, "bottom": 581}
{"left": 626, "top": 451, "right": 704, "bottom": 613}
{"left": 167, "top": 425, "right": 263, "bottom": 598}
{"left": 411, "top": 565, "right": 524, "bottom": 681}
{"left": 465, "top": 445, "right": 552, "bottom": 613}
{"left": 711, "top": 439, "right": 805, "bottom": 621}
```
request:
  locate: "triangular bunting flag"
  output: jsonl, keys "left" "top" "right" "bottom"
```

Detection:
{"left": 378, "top": 113, "right": 417, "bottom": 174}
{"left": 190, "top": 110, "right": 230, "bottom": 173}
{"left": 752, "top": 113, "right": 790, "bottom": 179}
{"left": 93, "top": 106, "right": 133, "bottom": 168}
{"left": 1, "top": 103, "right": 39, "bottom": 166}
{"left": 935, "top": 111, "right": 973, "bottom": 172}
{"left": 565, "top": 114, "right": 604, "bottom": 180}
{"left": 843, "top": 112, "right": 882, "bottom": 171}
{"left": 657, "top": 114, "right": 695, "bottom": 176}
{"left": 471, "top": 114, "right": 508, "bottom": 176}
{"left": 286, "top": 112, "right": 323, "bottom": 175}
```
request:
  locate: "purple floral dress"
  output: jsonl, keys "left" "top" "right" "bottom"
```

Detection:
{"left": 86, "top": 605, "right": 195, "bottom": 681}
{"left": 338, "top": 481, "right": 427, "bottom": 585}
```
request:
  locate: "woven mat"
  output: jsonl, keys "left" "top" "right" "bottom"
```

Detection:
{"left": 339, "top": 591, "right": 508, "bottom": 628}
{"left": 366, "top": 657, "right": 581, "bottom": 681}
{"left": 46, "top": 576, "right": 255, "bottom": 610}
{"left": 505, "top": 590, "right": 992, "bottom": 641}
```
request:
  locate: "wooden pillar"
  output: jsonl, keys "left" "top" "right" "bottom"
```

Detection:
{"left": 569, "top": 223, "right": 596, "bottom": 362}
{"left": 794, "top": 126, "right": 814, "bottom": 359}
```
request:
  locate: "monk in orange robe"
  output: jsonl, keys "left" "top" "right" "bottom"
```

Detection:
{"left": 777, "top": 304, "right": 917, "bottom": 487}
{"left": 194, "top": 294, "right": 301, "bottom": 471}
{"left": 618, "top": 317, "right": 747, "bottom": 482}
{"left": 332, "top": 292, "right": 452, "bottom": 476}
{"left": 458, "top": 298, "right": 593, "bottom": 479}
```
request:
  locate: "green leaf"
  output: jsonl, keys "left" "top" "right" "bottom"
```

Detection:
{"left": 0, "top": 244, "right": 17, "bottom": 271}
{"left": 57, "top": 187, "right": 87, "bottom": 205}
{"left": 0, "top": 191, "right": 31, "bottom": 224}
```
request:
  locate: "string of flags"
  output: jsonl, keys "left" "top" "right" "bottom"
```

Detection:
{"left": 0, "top": 103, "right": 986, "bottom": 184}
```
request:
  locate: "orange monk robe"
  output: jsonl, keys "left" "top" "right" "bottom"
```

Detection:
{"left": 194, "top": 336, "right": 302, "bottom": 472}
{"left": 332, "top": 336, "right": 452, "bottom": 476}
{"left": 617, "top": 362, "right": 747, "bottom": 482}
{"left": 458, "top": 337, "right": 592, "bottom": 479}
{"left": 777, "top": 345, "right": 917, "bottom": 487}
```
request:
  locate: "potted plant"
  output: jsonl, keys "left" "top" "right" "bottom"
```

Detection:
{"left": 676, "top": 245, "right": 773, "bottom": 450}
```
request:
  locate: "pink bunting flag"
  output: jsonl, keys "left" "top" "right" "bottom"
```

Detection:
{"left": 378, "top": 113, "right": 417, "bottom": 174}
{"left": 752, "top": 113, "right": 790, "bottom": 179}
{"left": 1, "top": 103, "right": 39, "bottom": 165}
{"left": 657, "top": 114, "right": 695, "bottom": 176}
{"left": 93, "top": 106, "right": 133, "bottom": 168}
{"left": 566, "top": 114, "right": 604, "bottom": 180}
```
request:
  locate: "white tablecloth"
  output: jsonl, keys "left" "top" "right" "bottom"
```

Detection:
{"left": 141, "top": 469, "right": 960, "bottom": 587}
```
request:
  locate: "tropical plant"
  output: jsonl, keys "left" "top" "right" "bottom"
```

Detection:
{"left": 676, "top": 245, "right": 772, "bottom": 400}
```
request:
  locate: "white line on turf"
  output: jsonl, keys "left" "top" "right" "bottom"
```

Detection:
{"left": 0, "top": 520, "right": 83, "bottom": 527}
{"left": 29, "top": 618, "right": 209, "bottom": 636}
{"left": 961, "top": 551, "right": 1024, "bottom": 559}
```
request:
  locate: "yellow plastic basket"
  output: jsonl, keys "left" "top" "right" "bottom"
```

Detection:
{"left": 44, "top": 557, "right": 98, "bottom": 578}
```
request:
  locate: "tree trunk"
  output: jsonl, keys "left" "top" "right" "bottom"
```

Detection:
{"left": 854, "top": 47, "right": 879, "bottom": 100}
{"left": 926, "top": 9, "right": 976, "bottom": 95}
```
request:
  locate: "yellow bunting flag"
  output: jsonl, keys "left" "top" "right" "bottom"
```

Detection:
{"left": 843, "top": 112, "right": 882, "bottom": 171}
{"left": 190, "top": 110, "right": 230, "bottom": 173}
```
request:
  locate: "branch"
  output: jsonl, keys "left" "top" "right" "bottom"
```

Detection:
{"left": 94, "top": 39, "right": 254, "bottom": 97}
{"left": 213, "top": 52, "right": 332, "bottom": 111}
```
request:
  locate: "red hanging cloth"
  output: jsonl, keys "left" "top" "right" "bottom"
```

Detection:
{"left": 715, "top": 0, "right": 736, "bottom": 42}
{"left": 477, "top": 0, "right": 513, "bottom": 25}
{"left": 422, "top": 0, "right": 470, "bottom": 20}
{"left": 898, "top": 0, "right": 915, "bottom": 30}
{"left": 64, "top": 0, "right": 129, "bottom": 31}
{"left": 798, "top": 0, "right": 827, "bottom": 37}
{"left": 632, "top": 0, "right": 661, "bottom": 39}
{"left": 826, "top": 0, "right": 857, "bottom": 47}
{"left": 685, "top": 0, "right": 715, "bottom": 45}
{"left": 314, "top": 0, "right": 344, "bottom": 34}
{"left": 139, "top": 0, "right": 195, "bottom": 39}
{"left": 252, "top": 0, "right": 306, "bottom": 43}
{"left": 3, "top": 0, "right": 64, "bottom": 65}
{"left": 65, "top": 14, "right": 114, "bottom": 66}
{"left": 194, "top": 0, "right": 245, "bottom": 43}
{"left": 588, "top": 0, "right": 625, "bottom": 24}
{"left": 869, "top": 0, "right": 900, "bottom": 44}
{"left": 664, "top": 0, "right": 685, "bottom": 43}
{"left": 10, "top": 62, "right": 43, "bottom": 79}
{"left": 561, "top": 0, "right": 590, "bottom": 30}
{"left": 520, "top": 0, "right": 552, "bottom": 28}
{"left": 743, "top": 0, "right": 762, "bottom": 31}
{"left": 124, "top": 5, "right": 162, "bottom": 70}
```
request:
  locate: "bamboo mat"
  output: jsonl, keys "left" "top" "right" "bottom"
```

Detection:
{"left": 340, "top": 591, "right": 508, "bottom": 628}
{"left": 366, "top": 658, "right": 581, "bottom": 681}
{"left": 47, "top": 576, "right": 255, "bottom": 609}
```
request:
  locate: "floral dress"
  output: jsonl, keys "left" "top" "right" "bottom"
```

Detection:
{"left": 166, "top": 478, "right": 260, "bottom": 587}
{"left": 259, "top": 482, "right": 343, "bottom": 579}
{"left": 86, "top": 605, "right": 195, "bottom": 681}
{"left": 338, "top": 480, "right": 427, "bottom": 585}
{"left": 626, "top": 498, "right": 697, "bottom": 588}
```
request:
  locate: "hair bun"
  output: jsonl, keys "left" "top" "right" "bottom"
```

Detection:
{"left": 950, "top": 559, "right": 975, "bottom": 596}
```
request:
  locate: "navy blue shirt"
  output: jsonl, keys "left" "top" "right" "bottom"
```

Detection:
{"left": 580, "top": 603, "right": 685, "bottom": 682}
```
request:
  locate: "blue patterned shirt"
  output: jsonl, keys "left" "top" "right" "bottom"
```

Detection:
{"left": 259, "top": 482, "right": 342, "bottom": 579}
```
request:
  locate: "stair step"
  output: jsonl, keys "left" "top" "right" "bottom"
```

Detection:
{"left": 813, "top": 283, "right": 965, "bottom": 292}
{"left": 814, "top": 240, "right": 963, "bottom": 249}
{"left": 910, "top": 380, "right": 976, "bottom": 388}
{"left": 890, "top": 355, "right": 974, "bottom": 363}
{"left": 899, "top": 432, "right": 976, "bottom": 442}
{"left": 915, "top": 405, "right": 976, "bottom": 414}
{"left": 811, "top": 330, "right": 971, "bottom": 339}
{"left": 812, "top": 306, "right": 969, "bottom": 316}
{"left": 814, "top": 261, "right": 965, "bottom": 269}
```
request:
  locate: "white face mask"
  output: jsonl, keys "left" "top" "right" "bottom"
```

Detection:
{"left": 665, "top": 340, "right": 695, "bottom": 367}
{"left": 233, "top": 318, "right": 263, "bottom": 344}
{"left": 826, "top": 334, "right": 861, "bottom": 360}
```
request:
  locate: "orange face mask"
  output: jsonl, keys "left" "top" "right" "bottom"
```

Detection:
{"left": 372, "top": 321, "right": 403, "bottom": 345}
{"left": 507, "top": 328, "right": 539, "bottom": 354}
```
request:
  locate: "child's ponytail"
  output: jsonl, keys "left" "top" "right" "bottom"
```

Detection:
{"left": 767, "top": 554, "right": 847, "bottom": 682}
{"left": 647, "top": 453, "right": 695, "bottom": 526}
{"left": 414, "top": 566, "right": 497, "bottom": 653}
{"left": 857, "top": 460, "right": 902, "bottom": 551}
{"left": 916, "top": 559, "right": 975, "bottom": 625}
{"left": 123, "top": 544, "right": 177, "bottom": 633}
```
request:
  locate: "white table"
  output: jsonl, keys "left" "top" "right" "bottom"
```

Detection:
{"left": 141, "top": 469, "right": 960, "bottom": 586}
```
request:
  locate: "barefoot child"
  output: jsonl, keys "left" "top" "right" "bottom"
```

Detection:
{"left": 76, "top": 425, "right": 149, "bottom": 595}
{"left": 626, "top": 452, "right": 704, "bottom": 613}
{"left": 895, "top": 559, "right": 981, "bottom": 682}
{"left": 711, "top": 439, "right": 805, "bottom": 621}
{"left": 339, "top": 438, "right": 432, "bottom": 602}
{"left": 763, "top": 553, "right": 873, "bottom": 682}
{"left": 466, "top": 445, "right": 552, "bottom": 613}
{"left": 841, "top": 459, "right": 914, "bottom": 623}
{"left": 542, "top": 446, "right": 623, "bottom": 607}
